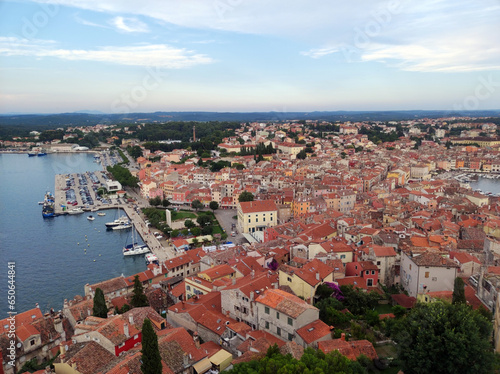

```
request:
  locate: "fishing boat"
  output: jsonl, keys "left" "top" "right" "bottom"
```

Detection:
{"left": 87, "top": 215, "right": 95, "bottom": 221}
{"left": 97, "top": 212, "right": 106, "bottom": 216}
{"left": 42, "top": 192, "right": 55, "bottom": 218}
{"left": 28, "top": 151, "right": 37, "bottom": 157}
{"left": 68, "top": 207, "right": 84, "bottom": 215}
{"left": 37, "top": 152, "right": 47, "bottom": 156}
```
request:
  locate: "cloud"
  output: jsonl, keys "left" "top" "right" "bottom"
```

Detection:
{"left": 27, "top": 0, "right": 500, "bottom": 73}
{"left": 74, "top": 13, "right": 110, "bottom": 29}
{"left": 0, "top": 37, "right": 214, "bottom": 68}
{"left": 300, "top": 47, "right": 338, "bottom": 59}
{"left": 110, "top": 16, "right": 149, "bottom": 33}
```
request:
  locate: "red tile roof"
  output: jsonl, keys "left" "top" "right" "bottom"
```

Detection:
{"left": 296, "top": 319, "right": 332, "bottom": 344}
{"left": 318, "top": 338, "right": 378, "bottom": 361}
{"left": 239, "top": 200, "right": 278, "bottom": 214}
{"left": 256, "top": 289, "right": 317, "bottom": 318}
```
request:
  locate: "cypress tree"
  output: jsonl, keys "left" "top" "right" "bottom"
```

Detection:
{"left": 452, "top": 277, "right": 466, "bottom": 305}
{"left": 92, "top": 288, "right": 108, "bottom": 318}
{"left": 131, "top": 275, "right": 149, "bottom": 308}
{"left": 141, "top": 318, "right": 162, "bottom": 374}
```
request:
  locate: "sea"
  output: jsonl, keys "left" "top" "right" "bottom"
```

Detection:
{"left": 0, "top": 153, "right": 146, "bottom": 317}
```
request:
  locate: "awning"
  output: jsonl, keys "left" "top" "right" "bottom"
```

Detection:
{"left": 242, "top": 233, "right": 258, "bottom": 243}
{"left": 209, "top": 349, "right": 233, "bottom": 366}
{"left": 193, "top": 358, "right": 212, "bottom": 374}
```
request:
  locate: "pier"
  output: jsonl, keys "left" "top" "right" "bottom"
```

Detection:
{"left": 53, "top": 171, "right": 175, "bottom": 262}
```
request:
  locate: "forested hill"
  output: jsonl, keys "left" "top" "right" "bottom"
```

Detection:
{"left": 2, "top": 110, "right": 500, "bottom": 130}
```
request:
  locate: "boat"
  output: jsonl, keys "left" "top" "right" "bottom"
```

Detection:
{"left": 37, "top": 152, "right": 47, "bottom": 156}
{"left": 113, "top": 223, "right": 132, "bottom": 230}
{"left": 38, "top": 201, "right": 44, "bottom": 205}
{"left": 97, "top": 212, "right": 106, "bottom": 216}
{"left": 87, "top": 215, "right": 95, "bottom": 221}
{"left": 68, "top": 207, "right": 84, "bottom": 215}
{"left": 42, "top": 192, "right": 55, "bottom": 218}
{"left": 105, "top": 209, "right": 129, "bottom": 228}
{"left": 123, "top": 226, "right": 150, "bottom": 256}
{"left": 28, "top": 151, "right": 37, "bottom": 157}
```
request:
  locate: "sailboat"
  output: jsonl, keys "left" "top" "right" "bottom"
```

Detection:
{"left": 123, "top": 225, "right": 150, "bottom": 256}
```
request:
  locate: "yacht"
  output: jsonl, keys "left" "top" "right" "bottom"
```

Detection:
{"left": 69, "top": 207, "right": 84, "bottom": 215}
{"left": 97, "top": 212, "right": 106, "bottom": 216}
{"left": 112, "top": 222, "right": 132, "bottom": 230}
{"left": 105, "top": 210, "right": 129, "bottom": 228}
{"left": 123, "top": 226, "right": 150, "bottom": 256}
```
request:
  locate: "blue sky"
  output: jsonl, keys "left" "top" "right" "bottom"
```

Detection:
{"left": 1, "top": 0, "right": 499, "bottom": 114}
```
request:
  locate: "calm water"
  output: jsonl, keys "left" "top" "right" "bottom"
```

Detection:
{"left": 469, "top": 177, "right": 500, "bottom": 195}
{"left": 0, "top": 153, "right": 146, "bottom": 316}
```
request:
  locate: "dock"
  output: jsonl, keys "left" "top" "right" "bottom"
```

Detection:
{"left": 53, "top": 171, "right": 174, "bottom": 262}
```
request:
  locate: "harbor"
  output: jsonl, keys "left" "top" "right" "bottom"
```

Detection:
{"left": 51, "top": 169, "right": 174, "bottom": 263}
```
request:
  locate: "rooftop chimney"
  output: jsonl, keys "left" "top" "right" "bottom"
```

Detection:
{"left": 129, "top": 314, "right": 134, "bottom": 325}
{"left": 341, "top": 333, "right": 346, "bottom": 341}
{"left": 316, "top": 272, "right": 320, "bottom": 281}
{"left": 123, "top": 323, "right": 129, "bottom": 338}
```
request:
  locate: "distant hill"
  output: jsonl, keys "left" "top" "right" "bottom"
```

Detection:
{"left": 1, "top": 110, "right": 500, "bottom": 129}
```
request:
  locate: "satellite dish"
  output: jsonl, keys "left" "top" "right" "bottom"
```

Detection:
{"left": 17, "top": 343, "right": 22, "bottom": 348}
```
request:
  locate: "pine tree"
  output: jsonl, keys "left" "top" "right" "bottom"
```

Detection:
{"left": 92, "top": 288, "right": 108, "bottom": 318}
{"left": 141, "top": 318, "right": 162, "bottom": 374}
{"left": 452, "top": 277, "right": 466, "bottom": 305}
{"left": 131, "top": 275, "right": 149, "bottom": 308}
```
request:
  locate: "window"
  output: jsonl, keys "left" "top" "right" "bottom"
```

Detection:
{"left": 276, "top": 312, "right": 280, "bottom": 319}
{"left": 288, "top": 333, "right": 293, "bottom": 341}
{"left": 372, "top": 270, "right": 376, "bottom": 275}
{"left": 256, "top": 218, "right": 259, "bottom": 223}
{"left": 263, "top": 217, "right": 266, "bottom": 222}
{"left": 30, "top": 339, "right": 36, "bottom": 346}
{"left": 277, "top": 327, "right": 281, "bottom": 336}
{"left": 248, "top": 219, "right": 251, "bottom": 223}
{"left": 287, "top": 277, "right": 292, "bottom": 282}
{"left": 367, "top": 279, "right": 373, "bottom": 286}
{"left": 425, "top": 272, "right": 430, "bottom": 278}
{"left": 377, "top": 261, "right": 381, "bottom": 265}
{"left": 265, "top": 321, "right": 269, "bottom": 329}
{"left": 186, "top": 285, "right": 191, "bottom": 291}
{"left": 366, "top": 270, "right": 370, "bottom": 275}
{"left": 265, "top": 306, "right": 270, "bottom": 314}
{"left": 409, "top": 264, "right": 412, "bottom": 270}
{"left": 287, "top": 317, "right": 293, "bottom": 326}
{"left": 432, "top": 277, "right": 437, "bottom": 281}
{"left": 341, "top": 255, "right": 346, "bottom": 259}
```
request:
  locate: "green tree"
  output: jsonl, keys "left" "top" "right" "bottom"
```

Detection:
{"left": 209, "top": 200, "right": 219, "bottom": 212}
{"left": 191, "top": 199, "right": 204, "bottom": 211}
{"left": 396, "top": 302, "right": 494, "bottom": 374}
{"left": 197, "top": 215, "right": 212, "bottom": 227}
{"left": 296, "top": 149, "right": 307, "bottom": 159}
{"left": 131, "top": 275, "right": 149, "bottom": 308}
{"left": 191, "top": 227, "right": 201, "bottom": 236}
{"left": 149, "top": 197, "right": 161, "bottom": 206}
{"left": 161, "top": 198, "right": 171, "bottom": 208}
{"left": 92, "top": 288, "right": 108, "bottom": 318}
{"left": 184, "top": 219, "right": 195, "bottom": 229}
{"left": 238, "top": 191, "right": 254, "bottom": 202}
{"left": 170, "top": 229, "right": 179, "bottom": 238}
{"left": 141, "top": 318, "right": 162, "bottom": 374}
{"left": 452, "top": 277, "right": 466, "bottom": 305}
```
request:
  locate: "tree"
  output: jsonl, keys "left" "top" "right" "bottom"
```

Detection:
{"left": 170, "top": 229, "right": 179, "bottom": 238}
{"left": 161, "top": 198, "right": 171, "bottom": 208}
{"left": 92, "top": 288, "right": 108, "bottom": 318}
{"left": 209, "top": 201, "right": 219, "bottom": 212}
{"left": 131, "top": 275, "right": 149, "bottom": 308}
{"left": 452, "top": 277, "right": 466, "bottom": 305}
{"left": 184, "top": 219, "right": 195, "bottom": 229}
{"left": 141, "top": 318, "right": 162, "bottom": 374}
{"left": 238, "top": 191, "right": 254, "bottom": 202}
{"left": 149, "top": 197, "right": 161, "bottom": 206}
{"left": 191, "top": 199, "right": 204, "bottom": 211}
{"left": 197, "top": 215, "right": 212, "bottom": 227}
{"left": 191, "top": 238, "right": 199, "bottom": 247}
{"left": 296, "top": 149, "right": 307, "bottom": 159}
{"left": 396, "top": 302, "right": 494, "bottom": 374}
{"left": 190, "top": 227, "right": 201, "bottom": 236}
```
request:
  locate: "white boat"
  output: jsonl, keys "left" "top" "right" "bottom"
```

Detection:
{"left": 97, "top": 212, "right": 106, "bottom": 216}
{"left": 105, "top": 209, "right": 129, "bottom": 228}
{"left": 123, "top": 226, "right": 150, "bottom": 256}
{"left": 69, "top": 207, "right": 84, "bottom": 215}
{"left": 87, "top": 215, "right": 95, "bottom": 221}
{"left": 124, "top": 244, "right": 150, "bottom": 256}
{"left": 112, "top": 223, "right": 132, "bottom": 230}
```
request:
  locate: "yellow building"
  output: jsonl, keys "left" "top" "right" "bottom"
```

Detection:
{"left": 197, "top": 264, "right": 236, "bottom": 282}
{"left": 185, "top": 276, "right": 213, "bottom": 298}
{"left": 279, "top": 259, "right": 334, "bottom": 303}
{"left": 237, "top": 200, "right": 278, "bottom": 234}
{"left": 293, "top": 198, "right": 310, "bottom": 218}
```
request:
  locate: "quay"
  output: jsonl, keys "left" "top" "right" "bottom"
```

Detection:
{"left": 52, "top": 171, "right": 175, "bottom": 262}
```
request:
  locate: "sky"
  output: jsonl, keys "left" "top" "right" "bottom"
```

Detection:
{"left": 0, "top": 0, "right": 499, "bottom": 114}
